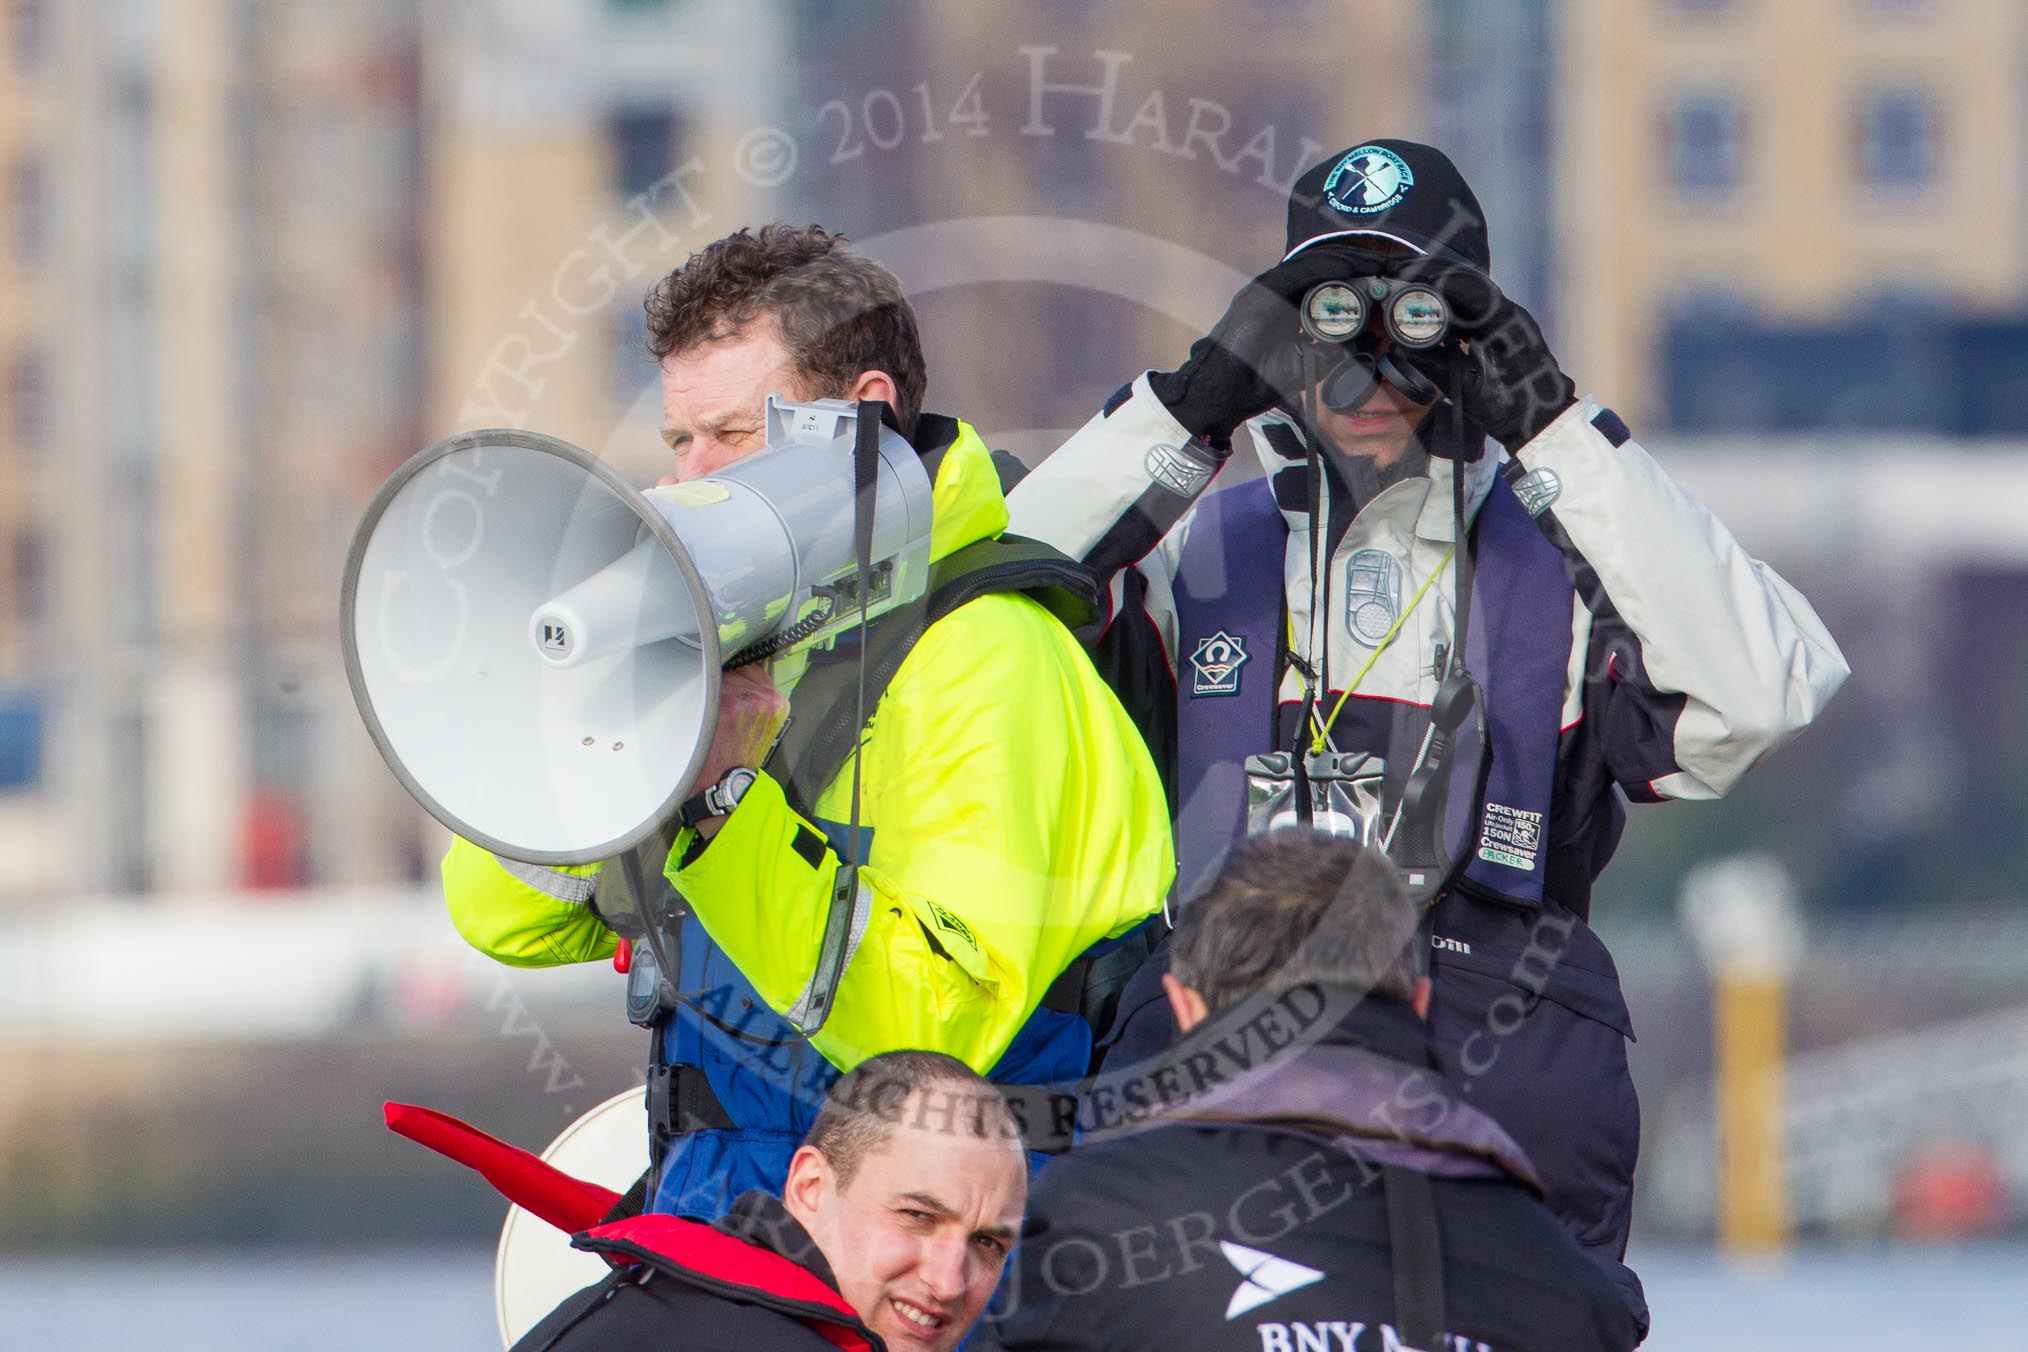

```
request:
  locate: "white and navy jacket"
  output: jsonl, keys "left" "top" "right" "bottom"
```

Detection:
{"left": 1008, "top": 373, "right": 1848, "bottom": 1289}
{"left": 1009, "top": 372, "right": 1851, "bottom": 915}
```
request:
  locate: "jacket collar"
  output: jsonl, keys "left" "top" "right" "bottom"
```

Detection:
{"left": 1247, "top": 410, "right": 1500, "bottom": 548}
{"left": 1146, "top": 986, "right": 1544, "bottom": 1194}
{"left": 579, "top": 1193, "right": 886, "bottom": 1352}
{"left": 1305, "top": 987, "right": 1443, "bottom": 1067}
{"left": 913, "top": 411, "right": 1010, "bottom": 564}
{"left": 772, "top": 410, "right": 1006, "bottom": 691}
{"left": 716, "top": 1189, "right": 841, "bottom": 1290}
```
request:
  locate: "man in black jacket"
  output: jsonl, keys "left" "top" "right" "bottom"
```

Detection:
{"left": 516, "top": 1049, "right": 1028, "bottom": 1352}
{"left": 985, "top": 832, "right": 1640, "bottom": 1352}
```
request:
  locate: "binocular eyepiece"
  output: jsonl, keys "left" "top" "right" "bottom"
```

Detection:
{"left": 1300, "top": 278, "right": 1449, "bottom": 350}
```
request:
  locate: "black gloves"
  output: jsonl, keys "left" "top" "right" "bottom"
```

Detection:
{"left": 1149, "top": 245, "right": 1393, "bottom": 445}
{"left": 1393, "top": 262, "right": 1576, "bottom": 453}
{"left": 1153, "top": 247, "right": 1576, "bottom": 455}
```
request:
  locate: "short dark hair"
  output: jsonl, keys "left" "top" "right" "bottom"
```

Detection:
{"left": 803, "top": 1050, "right": 1020, "bottom": 1187}
{"left": 1170, "top": 831, "right": 1420, "bottom": 1012}
{"left": 643, "top": 223, "right": 929, "bottom": 436}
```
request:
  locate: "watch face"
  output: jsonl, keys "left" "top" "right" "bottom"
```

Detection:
{"left": 718, "top": 767, "right": 758, "bottom": 809}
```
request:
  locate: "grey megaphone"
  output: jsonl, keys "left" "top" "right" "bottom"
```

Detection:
{"left": 341, "top": 396, "right": 932, "bottom": 865}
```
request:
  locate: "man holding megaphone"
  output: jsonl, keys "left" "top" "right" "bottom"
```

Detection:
{"left": 422, "top": 224, "right": 1175, "bottom": 1222}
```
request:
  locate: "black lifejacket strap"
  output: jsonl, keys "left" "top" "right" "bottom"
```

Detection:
{"left": 1037, "top": 914, "right": 1161, "bottom": 1034}
{"left": 600, "top": 1165, "right": 654, "bottom": 1226}
{"left": 769, "top": 534, "right": 1099, "bottom": 819}
{"left": 1383, "top": 1165, "right": 1448, "bottom": 1349}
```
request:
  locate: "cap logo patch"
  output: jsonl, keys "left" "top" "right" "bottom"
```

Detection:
{"left": 1323, "top": 145, "right": 1414, "bottom": 215}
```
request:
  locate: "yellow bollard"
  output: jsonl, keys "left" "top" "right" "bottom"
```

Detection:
{"left": 1680, "top": 854, "right": 1800, "bottom": 1257}
{"left": 1713, "top": 969, "right": 1789, "bottom": 1252}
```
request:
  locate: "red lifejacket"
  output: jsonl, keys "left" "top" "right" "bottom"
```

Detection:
{"left": 384, "top": 1101, "right": 878, "bottom": 1352}
{"left": 579, "top": 1213, "right": 876, "bottom": 1352}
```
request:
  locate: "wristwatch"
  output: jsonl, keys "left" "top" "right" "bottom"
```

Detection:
{"left": 677, "top": 767, "right": 759, "bottom": 830}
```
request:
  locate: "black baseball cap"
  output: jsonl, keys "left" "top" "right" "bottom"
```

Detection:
{"left": 1284, "top": 139, "right": 1491, "bottom": 272}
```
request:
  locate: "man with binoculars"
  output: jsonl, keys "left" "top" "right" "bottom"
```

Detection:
{"left": 1009, "top": 139, "right": 1850, "bottom": 1327}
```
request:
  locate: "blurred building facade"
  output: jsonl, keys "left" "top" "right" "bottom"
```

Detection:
{"left": 421, "top": 0, "right": 781, "bottom": 472}
{"left": 902, "top": 1, "right": 1440, "bottom": 447}
{"left": 0, "top": 0, "right": 2019, "bottom": 910}
{"left": 0, "top": 0, "right": 57, "bottom": 852}
{"left": 0, "top": 0, "right": 780, "bottom": 902}
{"left": 0, "top": 0, "right": 432, "bottom": 899}
{"left": 871, "top": 1, "right": 1558, "bottom": 449}
{"left": 1560, "top": 0, "right": 2028, "bottom": 428}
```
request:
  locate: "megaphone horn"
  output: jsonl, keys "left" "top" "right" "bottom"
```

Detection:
{"left": 341, "top": 398, "right": 933, "bottom": 865}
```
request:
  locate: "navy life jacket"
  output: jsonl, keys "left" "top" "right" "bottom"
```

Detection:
{"left": 1170, "top": 472, "right": 1576, "bottom": 907}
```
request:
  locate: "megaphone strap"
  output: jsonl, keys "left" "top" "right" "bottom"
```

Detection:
{"left": 769, "top": 537, "right": 1098, "bottom": 820}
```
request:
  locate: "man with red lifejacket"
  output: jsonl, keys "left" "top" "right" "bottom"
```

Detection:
{"left": 510, "top": 1049, "right": 1027, "bottom": 1352}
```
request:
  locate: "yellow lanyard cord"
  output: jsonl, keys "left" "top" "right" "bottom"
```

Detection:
{"left": 1305, "top": 544, "right": 1457, "bottom": 755}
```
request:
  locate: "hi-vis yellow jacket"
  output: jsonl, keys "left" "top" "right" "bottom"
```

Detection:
{"left": 442, "top": 417, "right": 1174, "bottom": 1078}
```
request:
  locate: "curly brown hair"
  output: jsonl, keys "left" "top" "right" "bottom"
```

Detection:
{"left": 643, "top": 223, "right": 928, "bottom": 435}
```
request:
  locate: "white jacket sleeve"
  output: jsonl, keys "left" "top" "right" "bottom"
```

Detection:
{"left": 1515, "top": 398, "right": 1850, "bottom": 800}
{"left": 1006, "top": 373, "right": 1213, "bottom": 624}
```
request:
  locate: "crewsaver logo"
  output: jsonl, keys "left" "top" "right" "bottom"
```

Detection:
{"left": 1189, "top": 631, "right": 1251, "bottom": 697}
{"left": 1220, "top": 1241, "right": 1324, "bottom": 1319}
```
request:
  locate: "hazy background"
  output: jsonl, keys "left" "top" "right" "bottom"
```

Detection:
{"left": 3, "top": 1, "right": 2025, "bottom": 1345}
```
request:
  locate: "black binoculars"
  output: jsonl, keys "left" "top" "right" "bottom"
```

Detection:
{"left": 1294, "top": 277, "right": 1452, "bottom": 412}
{"left": 1300, "top": 277, "right": 1450, "bottom": 350}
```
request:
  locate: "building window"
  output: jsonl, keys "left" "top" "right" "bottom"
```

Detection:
{"left": 11, "top": 527, "right": 45, "bottom": 626}
{"left": 112, "top": 469, "right": 156, "bottom": 641}
{"left": 0, "top": 690, "right": 43, "bottom": 791}
{"left": 279, "top": 107, "right": 355, "bottom": 234}
{"left": 10, "top": 347, "right": 47, "bottom": 453}
{"left": 609, "top": 106, "right": 680, "bottom": 200}
{"left": 283, "top": 302, "right": 352, "bottom": 422}
{"left": 612, "top": 304, "right": 650, "bottom": 403}
{"left": 10, "top": 0, "right": 47, "bottom": 74}
{"left": 247, "top": 697, "right": 312, "bottom": 889}
{"left": 12, "top": 156, "right": 47, "bottom": 264}
{"left": 1859, "top": 87, "right": 1938, "bottom": 190}
{"left": 109, "top": 707, "right": 149, "bottom": 890}
{"left": 1666, "top": 90, "right": 1743, "bottom": 195}
{"left": 105, "top": 74, "right": 152, "bottom": 272}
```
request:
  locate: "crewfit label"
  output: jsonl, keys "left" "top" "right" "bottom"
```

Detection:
{"left": 1477, "top": 800, "right": 1544, "bottom": 872}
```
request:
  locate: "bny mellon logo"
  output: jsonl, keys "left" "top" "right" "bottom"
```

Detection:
{"left": 1220, "top": 1241, "right": 1325, "bottom": 1319}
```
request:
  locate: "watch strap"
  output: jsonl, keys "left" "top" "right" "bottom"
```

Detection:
{"left": 676, "top": 767, "right": 756, "bottom": 831}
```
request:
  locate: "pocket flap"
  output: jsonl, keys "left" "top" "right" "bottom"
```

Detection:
{"left": 1431, "top": 932, "right": 1635, "bottom": 1041}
